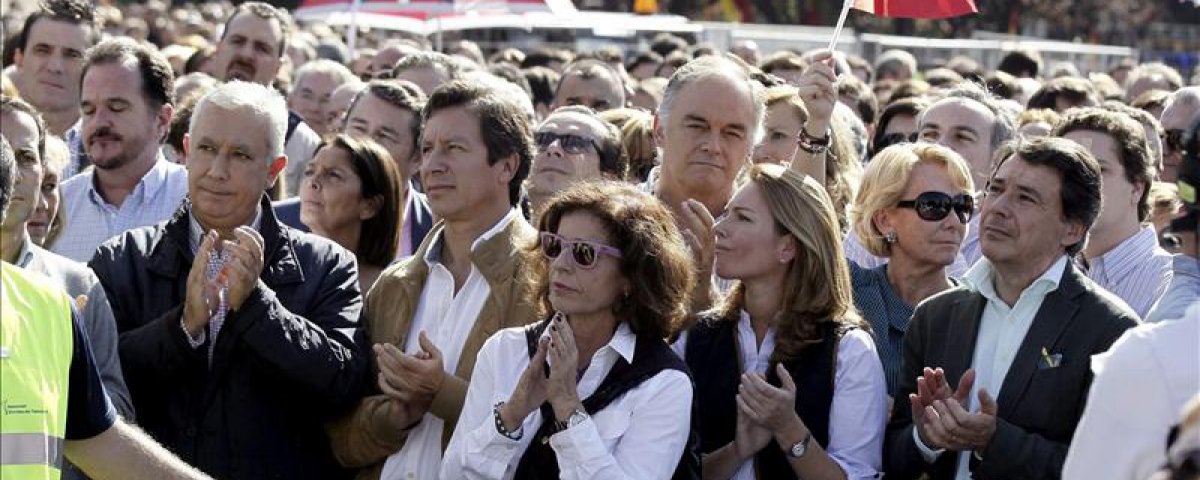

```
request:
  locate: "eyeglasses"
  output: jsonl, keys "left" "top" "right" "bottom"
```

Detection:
{"left": 1163, "top": 129, "right": 1188, "bottom": 155}
{"left": 896, "top": 191, "right": 976, "bottom": 224}
{"left": 539, "top": 232, "right": 622, "bottom": 269}
{"left": 874, "top": 132, "right": 919, "bottom": 152}
{"left": 534, "top": 132, "right": 598, "bottom": 155}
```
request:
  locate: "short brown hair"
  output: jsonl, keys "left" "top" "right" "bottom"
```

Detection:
{"left": 1053, "top": 107, "right": 1154, "bottom": 222}
{"left": 221, "top": 2, "right": 290, "bottom": 57}
{"left": 83, "top": 37, "right": 175, "bottom": 110}
{"left": 1027, "top": 77, "right": 1099, "bottom": 111}
{"left": 759, "top": 51, "right": 804, "bottom": 75}
{"left": 18, "top": 0, "right": 99, "bottom": 52}
{"left": 349, "top": 79, "right": 426, "bottom": 158}
{"left": 837, "top": 75, "right": 878, "bottom": 126}
{"left": 991, "top": 137, "right": 1103, "bottom": 256}
{"left": 422, "top": 79, "right": 534, "bottom": 206}
{"left": 528, "top": 181, "right": 694, "bottom": 338}
{"left": 314, "top": 135, "right": 403, "bottom": 267}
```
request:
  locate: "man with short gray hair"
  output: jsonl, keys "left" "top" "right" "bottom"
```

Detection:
{"left": 287, "top": 59, "right": 358, "bottom": 137}
{"left": 650, "top": 54, "right": 764, "bottom": 309}
{"left": 88, "top": 80, "right": 369, "bottom": 480}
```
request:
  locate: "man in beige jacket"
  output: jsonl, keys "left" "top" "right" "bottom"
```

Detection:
{"left": 328, "top": 77, "right": 538, "bottom": 479}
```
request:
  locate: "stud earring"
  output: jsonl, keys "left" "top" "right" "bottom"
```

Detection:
{"left": 885, "top": 231, "right": 898, "bottom": 244}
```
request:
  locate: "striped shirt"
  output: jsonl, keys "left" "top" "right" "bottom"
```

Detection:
{"left": 1081, "top": 225, "right": 1174, "bottom": 318}
{"left": 52, "top": 156, "right": 189, "bottom": 262}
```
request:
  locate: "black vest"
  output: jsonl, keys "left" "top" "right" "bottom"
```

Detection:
{"left": 684, "top": 314, "right": 845, "bottom": 479}
{"left": 513, "top": 319, "right": 701, "bottom": 480}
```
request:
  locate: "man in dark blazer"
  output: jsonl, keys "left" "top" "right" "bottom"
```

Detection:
{"left": 274, "top": 79, "right": 435, "bottom": 260}
{"left": 885, "top": 137, "right": 1139, "bottom": 480}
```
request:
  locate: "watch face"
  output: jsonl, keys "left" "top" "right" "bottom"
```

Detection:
{"left": 790, "top": 442, "right": 805, "bottom": 457}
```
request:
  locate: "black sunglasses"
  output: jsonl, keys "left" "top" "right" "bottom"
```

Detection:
{"left": 897, "top": 191, "right": 975, "bottom": 223}
{"left": 1163, "top": 129, "right": 1188, "bottom": 155}
{"left": 539, "top": 232, "right": 622, "bottom": 269}
{"left": 534, "top": 132, "right": 597, "bottom": 155}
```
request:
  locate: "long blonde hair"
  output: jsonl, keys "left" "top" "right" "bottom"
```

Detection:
{"left": 715, "top": 164, "right": 865, "bottom": 361}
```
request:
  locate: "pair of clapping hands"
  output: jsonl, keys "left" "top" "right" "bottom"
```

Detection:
{"left": 182, "top": 227, "right": 265, "bottom": 337}
{"left": 910, "top": 367, "right": 999, "bottom": 453}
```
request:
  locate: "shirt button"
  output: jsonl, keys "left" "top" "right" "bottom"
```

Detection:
{"left": 185, "top": 426, "right": 197, "bottom": 437}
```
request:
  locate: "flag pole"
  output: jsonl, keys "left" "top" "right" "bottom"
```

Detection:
{"left": 828, "top": 0, "right": 854, "bottom": 51}
{"left": 347, "top": 0, "right": 363, "bottom": 52}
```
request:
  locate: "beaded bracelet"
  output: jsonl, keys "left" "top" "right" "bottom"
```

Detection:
{"left": 493, "top": 401, "right": 523, "bottom": 440}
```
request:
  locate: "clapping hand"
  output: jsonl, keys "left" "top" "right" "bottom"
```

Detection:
{"left": 374, "top": 332, "right": 445, "bottom": 404}
{"left": 223, "top": 227, "right": 265, "bottom": 311}
{"left": 545, "top": 314, "right": 584, "bottom": 421}
{"left": 911, "top": 367, "right": 991, "bottom": 451}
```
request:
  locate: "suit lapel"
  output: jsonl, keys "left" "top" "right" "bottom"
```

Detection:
{"left": 944, "top": 293, "right": 986, "bottom": 383}
{"left": 995, "top": 266, "right": 1082, "bottom": 414}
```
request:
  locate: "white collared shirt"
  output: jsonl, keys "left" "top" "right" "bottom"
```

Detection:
{"left": 1082, "top": 225, "right": 1173, "bottom": 318}
{"left": 1062, "top": 303, "right": 1199, "bottom": 480}
{"left": 671, "top": 311, "right": 888, "bottom": 480}
{"left": 913, "top": 255, "right": 1069, "bottom": 480}
{"left": 380, "top": 208, "right": 520, "bottom": 480}
{"left": 439, "top": 321, "right": 694, "bottom": 480}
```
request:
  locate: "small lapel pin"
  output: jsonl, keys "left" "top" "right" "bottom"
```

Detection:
{"left": 1039, "top": 347, "right": 1062, "bottom": 369}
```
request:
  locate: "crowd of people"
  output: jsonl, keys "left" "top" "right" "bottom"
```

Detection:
{"left": 0, "top": 1, "right": 1198, "bottom": 480}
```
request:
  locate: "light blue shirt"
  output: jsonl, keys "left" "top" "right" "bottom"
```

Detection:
{"left": 1082, "top": 225, "right": 1173, "bottom": 318}
{"left": 913, "top": 255, "right": 1069, "bottom": 480}
{"left": 52, "top": 155, "right": 189, "bottom": 262}
{"left": 1146, "top": 255, "right": 1200, "bottom": 322}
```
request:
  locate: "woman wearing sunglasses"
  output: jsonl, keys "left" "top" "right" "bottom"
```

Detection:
{"left": 673, "top": 163, "right": 886, "bottom": 480}
{"left": 848, "top": 143, "right": 976, "bottom": 398}
{"left": 440, "top": 181, "right": 698, "bottom": 479}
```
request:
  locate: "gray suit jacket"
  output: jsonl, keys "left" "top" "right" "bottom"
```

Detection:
{"left": 884, "top": 260, "right": 1138, "bottom": 480}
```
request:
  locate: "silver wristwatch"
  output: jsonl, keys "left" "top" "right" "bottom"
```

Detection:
{"left": 787, "top": 431, "right": 812, "bottom": 459}
{"left": 558, "top": 408, "right": 589, "bottom": 431}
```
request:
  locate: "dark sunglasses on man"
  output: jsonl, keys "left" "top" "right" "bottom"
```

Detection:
{"left": 897, "top": 191, "right": 976, "bottom": 224}
{"left": 534, "top": 132, "right": 598, "bottom": 155}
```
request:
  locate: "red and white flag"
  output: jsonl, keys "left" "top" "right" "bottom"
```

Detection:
{"left": 851, "top": 0, "right": 978, "bottom": 19}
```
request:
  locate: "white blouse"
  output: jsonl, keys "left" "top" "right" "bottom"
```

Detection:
{"left": 672, "top": 311, "right": 888, "bottom": 480}
{"left": 439, "top": 321, "right": 693, "bottom": 480}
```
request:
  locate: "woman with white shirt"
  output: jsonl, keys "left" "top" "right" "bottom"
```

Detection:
{"left": 674, "top": 164, "right": 888, "bottom": 480}
{"left": 440, "top": 181, "right": 698, "bottom": 480}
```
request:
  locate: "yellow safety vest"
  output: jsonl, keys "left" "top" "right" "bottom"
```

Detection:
{"left": 1, "top": 262, "right": 74, "bottom": 480}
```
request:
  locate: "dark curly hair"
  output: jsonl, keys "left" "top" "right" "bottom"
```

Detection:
{"left": 526, "top": 181, "right": 695, "bottom": 339}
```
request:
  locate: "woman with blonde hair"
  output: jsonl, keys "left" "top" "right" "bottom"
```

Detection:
{"left": 29, "top": 135, "right": 70, "bottom": 248}
{"left": 598, "top": 107, "right": 658, "bottom": 182}
{"left": 674, "top": 164, "right": 886, "bottom": 479}
{"left": 848, "top": 143, "right": 975, "bottom": 396}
